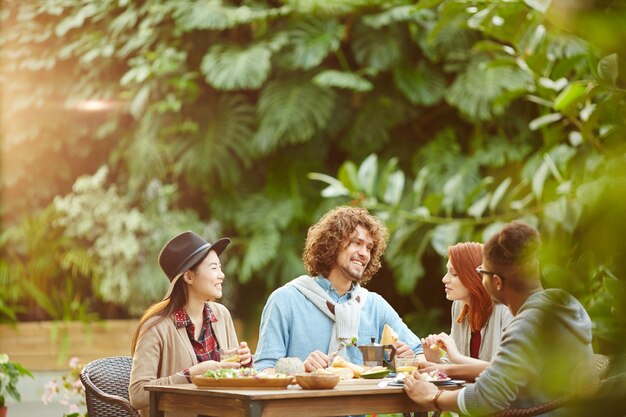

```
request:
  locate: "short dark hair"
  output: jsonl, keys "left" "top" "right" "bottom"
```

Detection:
{"left": 302, "top": 206, "right": 389, "bottom": 285}
{"left": 484, "top": 221, "right": 541, "bottom": 288}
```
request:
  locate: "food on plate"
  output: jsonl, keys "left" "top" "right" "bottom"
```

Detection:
{"left": 274, "top": 357, "right": 305, "bottom": 375}
{"left": 360, "top": 366, "right": 390, "bottom": 379}
{"left": 381, "top": 324, "right": 398, "bottom": 345}
{"left": 203, "top": 368, "right": 288, "bottom": 379}
{"left": 419, "top": 369, "right": 449, "bottom": 382}
{"left": 323, "top": 366, "right": 354, "bottom": 380}
{"left": 331, "top": 356, "right": 364, "bottom": 377}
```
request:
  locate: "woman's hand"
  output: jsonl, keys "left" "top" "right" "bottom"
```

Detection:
{"left": 421, "top": 333, "right": 445, "bottom": 363}
{"left": 422, "top": 332, "right": 460, "bottom": 363}
{"left": 403, "top": 372, "right": 439, "bottom": 407}
{"left": 236, "top": 341, "right": 253, "bottom": 365}
{"left": 190, "top": 360, "right": 240, "bottom": 377}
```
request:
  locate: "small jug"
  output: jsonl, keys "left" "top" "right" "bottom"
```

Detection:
{"left": 358, "top": 337, "right": 396, "bottom": 370}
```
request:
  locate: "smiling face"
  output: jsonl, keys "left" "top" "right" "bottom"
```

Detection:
{"left": 186, "top": 250, "right": 224, "bottom": 301}
{"left": 442, "top": 259, "right": 471, "bottom": 304}
{"left": 331, "top": 225, "right": 373, "bottom": 284}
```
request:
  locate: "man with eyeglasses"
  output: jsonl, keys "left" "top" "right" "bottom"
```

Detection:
{"left": 404, "top": 221, "right": 598, "bottom": 415}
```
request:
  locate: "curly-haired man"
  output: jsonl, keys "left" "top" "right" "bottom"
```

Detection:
{"left": 254, "top": 206, "right": 424, "bottom": 372}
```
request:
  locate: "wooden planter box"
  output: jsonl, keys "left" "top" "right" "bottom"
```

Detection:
{"left": 0, "top": 319, "right": 256, "bottom": 371}
{"left": 0, "top": 320, "right": 138, "bottom": 371}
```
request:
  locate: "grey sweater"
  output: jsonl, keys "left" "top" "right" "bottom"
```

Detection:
{"left": 463, "top": 289, "right": 597, "bottom": 416}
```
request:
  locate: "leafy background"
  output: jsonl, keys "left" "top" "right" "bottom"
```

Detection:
{"left": 1, "top": 0, "right": 625, "bottom": 379}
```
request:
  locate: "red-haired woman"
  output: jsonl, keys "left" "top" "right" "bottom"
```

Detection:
{"left": 422, "top": 242, "right": 512, "bottom": 364}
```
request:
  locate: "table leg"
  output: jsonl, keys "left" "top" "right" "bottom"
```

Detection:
{"left": 150, "top": 390, "right": 165, "bottom": 417}
{"left": 245, "top": 400, "right": 263, "bottom": 417}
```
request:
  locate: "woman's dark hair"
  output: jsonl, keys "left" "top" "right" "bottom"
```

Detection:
{"left": 302, "top": 206, "right": 389, "bottom": 285}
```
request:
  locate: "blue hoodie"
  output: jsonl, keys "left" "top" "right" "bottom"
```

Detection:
{"left": 463, "top": 289, "right": 597, "bottom": 416}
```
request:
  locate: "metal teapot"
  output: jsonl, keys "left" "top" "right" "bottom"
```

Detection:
{"left": 358, "top": 337, "right": 396, "bottom": 370}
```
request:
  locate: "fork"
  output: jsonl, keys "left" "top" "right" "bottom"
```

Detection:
{"left": 327, "top": 341, "right": 347, "bottom": 363}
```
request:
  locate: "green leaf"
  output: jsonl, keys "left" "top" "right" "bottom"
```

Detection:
{"left": 489, "top": 177, "right": 512, "bottom": 212}
{"left": 446, "top": 61, "right": 533, "bottom": 121}
{"left": 529, "top": 113, "right": 562, "bottom": 131}
{"left": 254, "top": 78, "right": 336, "bottom": 153}
{"left": 280, "top": 18, "right": 344, "bottom": 70}
{"left": 313, "top": 70, "right": 373, "bottom": 92}
{"left": 531, "top": 160, "right": 550, "bottom": 199}
{"left": 431, "top": 223, "right": 460, "bottom": 257}
{"left": 393, "top": 61, "right": 446, "bottom": 106}
{"left": 383, "top": 171, "right": 405, "bottom": 205}
{"left": 200, "top": 44, "right": 272, "bottom": 90}
{"left": 308, "top": 173, "right": 351, "bottom": 198}
{"left": 523, "top": 0, "right": 551, "bottom": 13}
{"left": 468, "top": 193, "right": 491, "bottom": 219}
{"left": 597, "top": 53, "right": 619, "bottom": 85}
{"left": 337, "top": 161, "right": 359, "bottom": 192}
{"left": 358, "top": 154, "right": 378, "bottom": 195}
{"left": 553, "top": 81, "right": 588, "bottom": 111}
{"left": 240, "top": 228, "right": 280, "bottom": 283}
{"left": 351, "top": 22, "right": 403, "bottom": 71}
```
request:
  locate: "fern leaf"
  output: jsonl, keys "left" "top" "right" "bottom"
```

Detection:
{"left": 254, "top": 78, "right": 336, "bottom": 153}
{"left": 446, "top": 60, "right": 534, "bottom": 121}
{"left": 393, "top": 61, "right": 445, "bottom": 106}
{"left": 313, "top": 70, "right": 373, "bottom": 92}
{"left": 362, "top": 5, "right": 419, "bottom": 29}
{"left": 201, "top": 44, "right": 271, "bottom": 90}
{"left": 280, "top": 18, "right": 344, "bottom": 70}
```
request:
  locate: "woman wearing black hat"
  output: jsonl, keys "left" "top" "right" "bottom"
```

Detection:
{"left": 129, "top": 231, "right": 252, "bottom": 417}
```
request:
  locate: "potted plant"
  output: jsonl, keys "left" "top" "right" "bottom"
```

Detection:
{"left": 0, "top": 353, "right": 33, "bottom": 417}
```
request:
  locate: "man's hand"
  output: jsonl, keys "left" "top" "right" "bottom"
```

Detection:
{"left": 392, "top": 341, "right": 414, "bottom": 357}
{"left": 403, "top": 373, "right": 438, "bottom": 407}
{"left": 304, "top": 350, "right": 331, "bottom": 372}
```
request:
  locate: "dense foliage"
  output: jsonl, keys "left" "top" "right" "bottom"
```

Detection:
{"left": 1, "top": 0, "right": 625, "bottom": 363}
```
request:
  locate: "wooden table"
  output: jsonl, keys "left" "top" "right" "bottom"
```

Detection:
{"left": 145, "top": 379, "right": 444, "bottom": 417}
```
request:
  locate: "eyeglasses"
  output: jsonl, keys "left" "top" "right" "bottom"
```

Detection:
{"left": 476, "top": 265, "right": 505, "bottom": 281}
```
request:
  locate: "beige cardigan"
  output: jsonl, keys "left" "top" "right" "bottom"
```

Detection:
{"left": 129, "top": 302, "right": 240, "bottom": 417}
{"left": 444, "top": 301, "right": 512, "bottom": 363}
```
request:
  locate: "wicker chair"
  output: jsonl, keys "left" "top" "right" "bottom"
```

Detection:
{"left": 80, "top": 355, "right": 140, "bottom": 417}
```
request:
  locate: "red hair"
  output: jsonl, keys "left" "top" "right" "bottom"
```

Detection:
{"left": 448, "top": 242, "right": 493, "bottom": 333}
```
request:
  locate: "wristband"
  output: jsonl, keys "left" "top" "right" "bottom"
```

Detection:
{"left": 432, "top": 390, "right": 443, "bottom": 411}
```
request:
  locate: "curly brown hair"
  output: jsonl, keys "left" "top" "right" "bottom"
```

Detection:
{"left": 302, "top": 206, "right": 389, "bottom": 285}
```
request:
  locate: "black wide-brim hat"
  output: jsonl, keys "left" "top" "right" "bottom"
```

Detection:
{"left": 158, "top": 231, "right": 230, "bottom": 300}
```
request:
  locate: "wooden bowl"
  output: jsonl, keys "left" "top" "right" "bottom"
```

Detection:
{"left": 295, "top": 373, "right": 341, "bottom": 390}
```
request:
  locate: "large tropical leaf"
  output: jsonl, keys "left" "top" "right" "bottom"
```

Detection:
{"left": 446, "top": 60, "right": 534, "bottom": 121}
{"left": 341, "top": 92, "right": 407, "bottom": 156}
{"left": 200, "top": 44, "right": 272, "bottom": 90}
{"left": 175, "top": 95, "right": 256, "bottom": 187}
{"left": 174, "top": 1, "right": 290, "bottom": 31}
{"left": 279, "top": 18, "right": 344, "bottom": 70}
{"left": 393, "top": 61, "right": 445, "bottom": 106}
{"left": 351, "top": 21, "right": 404, "bottom": 71}
{"left": 254, "top": 78, "right": 336, "bottom": 153}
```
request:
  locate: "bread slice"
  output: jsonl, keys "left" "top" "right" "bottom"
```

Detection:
{"left": 331, "top": 356, "right": 364, "bottom": 377}
{"left": 381, "top": 324, "right": 398, "bottom": 345}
